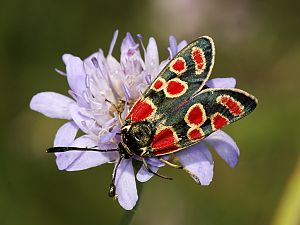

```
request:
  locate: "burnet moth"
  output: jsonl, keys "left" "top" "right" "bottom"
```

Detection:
{"left": 47, "top": 36, "right": 258, "bottom": 197}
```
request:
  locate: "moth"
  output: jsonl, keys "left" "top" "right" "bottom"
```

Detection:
{"left": 48, "top": 36, "right": 257, "bottom": 197}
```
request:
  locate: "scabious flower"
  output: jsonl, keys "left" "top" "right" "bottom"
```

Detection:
{"left": 30, "top": 31, "right": 239, "bottom": 210}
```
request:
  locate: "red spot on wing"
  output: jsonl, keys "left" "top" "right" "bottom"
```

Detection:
{"left": 217, "top": 95, "right": 244, "bottom": 116}
{"left": 126, "top": 98, "right": 156, "bottom": 122}
{"left": 170, "top": 57, "right": 187, "bottom": 74}
{"left": 154, "top": 80, "right": 163, "bottom": 89}
{"left": 164, "top": 78, "right": 187, "bottom": 98}
{"left": 187, "top": 128, "right": 205, "bottom": 141}
{"left": 151, "top": 127, "right": 178, "bottom": 154}
{"left": 167, "top": 80, "right": 184, "bottom": 95}
{"left": 192, "top": 47, "right": 206, "bottom": 74}
{"left": 172, "top": 59, "right": 185, "bottom": 72}
{"left": 185, "top": 104, "right": 206, "bottom": 126}
{"left": 211, "top": 113, "right": 229, "bottom": 130}
{"left": 152, "top": 78, "right": 165, "bottom": 92}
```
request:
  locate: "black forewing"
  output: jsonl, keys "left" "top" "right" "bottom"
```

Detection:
{"left": 140, "top": 36, "right": 215, "bottom": 122}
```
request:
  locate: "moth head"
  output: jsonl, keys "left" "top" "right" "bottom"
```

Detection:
{"left": 120, "top": 122, "right": 154, "bottom": 156}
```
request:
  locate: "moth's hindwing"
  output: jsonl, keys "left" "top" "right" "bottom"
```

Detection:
{"left": 126, "top": 36, "right": 215, "bottom": 123}
{"left": 149, "top": 88, "right": 257, "bottom": 156}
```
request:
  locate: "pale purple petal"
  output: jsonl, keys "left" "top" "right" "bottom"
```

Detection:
{"left": 84, "top": 49, "right": 107, "bottom": 79}
{"left": 168, "top": 35, "right": 177, "bottom": 58}
{"left": 69, "top": 104, "right": 100, "bottom": 134}
{"left": 63, "top": 54, "right": 87, "bottom": 94}
{"left": 136, "top": 164, "right": 158, "bottom": 182}
{"left": 83, "top": 51, "right": 102, "bottom": 77}
{"left": 145, "top": 156, "right": 167, "bottom": 167}
{"left": 115, "top": 159, "right": 138, "bottom": 210}
{"left": 54, "top": 121, "right": 78, "bottom": 146}
{"left": 177, "top": 40, "right": 188, "bottom": 52}
{"left": 107, "top": 55, "right": 123, "bottom": 77}
{"left": 108, "top": 30, "right": 119, "bottom": 55}
{"left": 205, "top": 130, "right": 239, "bottom": 168}
{"left": 206, "top": 77, "right": 236, "bottom": 88}
{"left": 144, "top": 73, "right": 152, "bottom": 85}
{"left": 145, "top": 37, "right": 159, "bottom": 75}
{"left": 158, "top": 59, "right": 169, "bottom": 74}
{"left": 176, "top": 143, "right": 214, "bottom": 185}
{"left": 99, "top": 132, "right": 115, "bottom": 143}
{"left": 56, "top": 135, "right": 118, "bottom": 171}
{"left": 120, "top": 32, "right": 142, "bottom": 76}
{"left": 121, "top": 32, "right": 136, "bottom": 54}
{"left": 106, "top": 55, "right": 125, "bottom": 98}
{"left": 135, "top": 155, "right": 168, "bottom": 182}
{"left": 99, "top": 125, "right": 120, "bottom": 143}
{"left": 30, "top": 92, "right": 75, "bottom": 119}
{"left": 122, "top": 83, "right": 131, "bottom": 100}
{"left": 97, "top": 142, "right": 118, "bottom": 151}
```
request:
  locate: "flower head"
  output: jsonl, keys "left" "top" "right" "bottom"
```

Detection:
{"left": 30, "top": 31, "right": 240, "bottom": 210}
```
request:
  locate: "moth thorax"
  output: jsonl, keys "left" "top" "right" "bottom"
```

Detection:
{"left": 130, "top": 123, "right": 153, "bottom": 146}
{"left": 121, "top": 122, "right": 153, "bottom": 156}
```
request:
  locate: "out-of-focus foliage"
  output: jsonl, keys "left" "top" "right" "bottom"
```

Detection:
{"left": 1, "top": 0, "right": 300, "bottom": 225}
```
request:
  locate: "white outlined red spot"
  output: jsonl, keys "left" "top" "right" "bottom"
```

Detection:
{"left": 164, "top": 78, "right": 188, "bottom": 98}
{"left": 216, "top": 95, "right": 244, "bottom": 116}
{"left": 184, "top": 103, "right": 206, "bottom": 127}
{"left": 151, "top": 126, "right": 179, "bottom": 155}
{"left": 126, "top": 98, "right": 157, "bottom": 122}
{"left": 211, "top": 112, "right": 229, "bottom": 130}
{"left": 169, "top": 57, "right": 187, "bottom": 75}
{"left": 151, "top": 77, "right": 166, "bottom": 92}
{"left": 191, "top": 47, "right": 206, "bottom": 74}
{"left": 187, "top": 127, "right": 205, "bottom": 141}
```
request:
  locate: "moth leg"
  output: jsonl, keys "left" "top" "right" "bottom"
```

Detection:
{"left": 116, "top": 113, "right": 124, "bottom": 126}
{"left": 108, "top": 157, "right": 123, "bottom": 198}
{"left": 139, "top": 147, "right": 148, "bottom": 157}
{"left": 141, "top": 158, "right": 173, "bottom": 180}
{"left": 159, "top": 158, "right": 183, "bottom": 169}
{"left": 105, "top": 99, "right": 124, "bottom": 126}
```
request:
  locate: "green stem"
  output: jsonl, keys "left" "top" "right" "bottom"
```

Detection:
{"left": 271, "top": 155, "right": 300, "bottom": 225}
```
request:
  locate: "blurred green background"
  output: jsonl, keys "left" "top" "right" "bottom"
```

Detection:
{"left": 1, "top": 0, "right": 300, "bottom": 224}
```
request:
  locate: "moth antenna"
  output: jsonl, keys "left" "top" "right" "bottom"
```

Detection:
{"left": 108, "top": 156, "right": 123, "bottom": 198}
{"left": 46, "top": 147, "right": 118, "bottom": 153}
